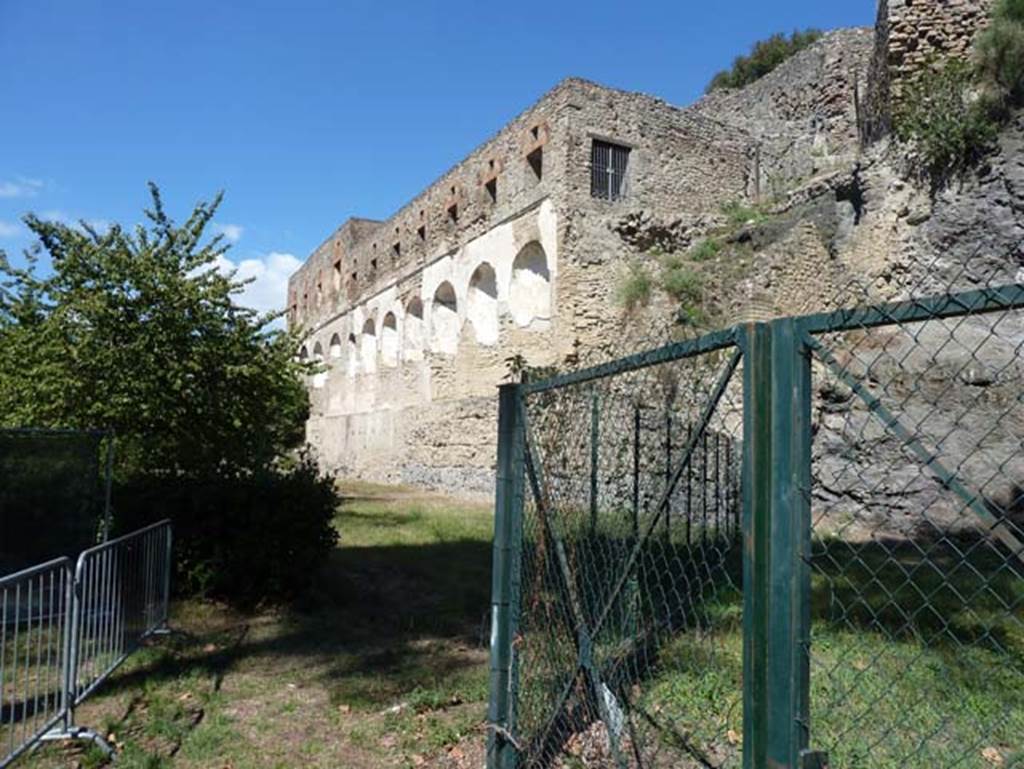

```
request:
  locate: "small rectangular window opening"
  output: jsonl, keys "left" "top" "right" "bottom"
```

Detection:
{"left": 447, "top": 203, "right": 458, "bottom": 224}
{"left": 371, "top": 258, "right": 378, "bottom": 271}
{"left": 590, "top": 140, "right": 630, "bottom": 201}
{"left": 485, "top": 177, "right": 497, "bottom": 204}
{"left": 417, "top": 225, "right": 426, "bottom": 241}
{"left": 332, "top": 261, "right": 342, "bottom": 291}
{"left": 392, "top": 242, "right": 401, "bottom": 261}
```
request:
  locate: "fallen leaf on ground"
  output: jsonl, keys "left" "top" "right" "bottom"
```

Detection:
{"left": 982, "top": 747, "right": 1005, "bottom": 766}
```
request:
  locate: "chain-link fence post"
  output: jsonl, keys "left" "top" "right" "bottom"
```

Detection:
{"left": 742, "top": 318, "right": 814, "bottom": 769}
{"left": 488, "top": 383, "right": 525, "bottom": 769}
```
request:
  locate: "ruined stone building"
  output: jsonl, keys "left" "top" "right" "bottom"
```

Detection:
{"left": 289, "top": 0, "right": 1014, "bottom": 492}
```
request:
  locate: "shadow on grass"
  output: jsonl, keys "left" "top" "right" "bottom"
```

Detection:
{"left": 811, "top": 531, "right": 1024, "bottom": 654}
{"left": 98, "top": 492, "right": 495, "bottom": 716}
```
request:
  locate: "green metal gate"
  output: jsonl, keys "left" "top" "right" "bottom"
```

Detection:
{"left": 488, "top": 284, "right": 1024, "bottom": 769}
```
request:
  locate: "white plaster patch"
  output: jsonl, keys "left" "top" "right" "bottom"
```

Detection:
{"left": 466, "top": 262, "right": 499, "bottom": 345}
{"left": 404, "top": 298, "right": 425, "bottom": 361}
{"left": 431, "top": 281, "right": 459, "bottom": 355}
{"left": 509, "top": 242, "right": 552, "bottom": 327}
{"left": 361, "top": 317, "right": 377, "bottom": 373}
{"left": 381, "top": 312, "right": 399, "bottom": 367}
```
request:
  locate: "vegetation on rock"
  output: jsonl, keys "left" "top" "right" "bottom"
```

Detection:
{"left": 896, "top": 0, "right": 1024, "bottom": 181}
{"left": 705, "top": 29, "right": 823, "bottom": 93}
{"left": 617, "top": 262, "right": 654, "bottom": 312}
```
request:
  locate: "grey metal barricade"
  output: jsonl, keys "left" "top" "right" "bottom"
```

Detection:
{"left": 0, "top": 559, "right": 73, "bottom": 767}
{"left": 0, "top": 520, "right": 172, "bottom": 767}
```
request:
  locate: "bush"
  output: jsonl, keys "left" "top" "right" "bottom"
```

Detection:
{"left": 689, "top": 238, "right": 723, "bottom": 262}
{"left": 660, "top": 265, "right": 703, "bottom": 304}
{"left": 115, "top": 453, "right": 340, "bottom": 605}
{"left": 706, "top": 30, "right": 823, "bottom": 93}
{"left": 894, "top": 59, "right": 1001, "bottom": 180}
{"left": 617, "top": 263, "right": 653, "bottom": 312}
{"left": 975, "top": 1, "right": 1024, "bottom": 105}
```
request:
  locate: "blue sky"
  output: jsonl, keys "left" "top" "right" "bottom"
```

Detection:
{"left": 0, "top": 0, "right": 874, "bottom": 314}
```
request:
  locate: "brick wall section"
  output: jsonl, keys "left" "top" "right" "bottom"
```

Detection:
{"left": 865, "top": 0, "right": 995, "bottom": 140}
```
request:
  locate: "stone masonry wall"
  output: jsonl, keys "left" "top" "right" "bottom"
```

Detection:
{"left": 865, "top": 0, "right": 995, "bottom": 140}
{"left": 694, "top": 28, "right": 875, "bottom": 197}
{"left": 290, "top": 78, "right": 758, "bottom": 491}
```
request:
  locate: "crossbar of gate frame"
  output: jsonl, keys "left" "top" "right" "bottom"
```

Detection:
{"left": 490, "top": 280, "right": 1024, "bottom": 769}
{"left": 0, "top": 521, "right": 172, "bottom": 768}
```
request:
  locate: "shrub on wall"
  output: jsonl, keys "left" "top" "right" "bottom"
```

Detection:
{"left": 894, "top": 60, "right": 1001, "bottom": 181}
{"left": 975, "top": 0, "right": 1024, "bottom": 106}
{"left": 706, "top": 30, "right": 823, "bottom": 93}
{"left": 617, "top": 263, "right": 653, "bottom": 312}
{"left": 895, "top": 0, "right": 1023, "bottom": 182}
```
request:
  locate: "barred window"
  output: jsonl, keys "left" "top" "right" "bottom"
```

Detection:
{"left": 590, "top": 139, "right": 630, "bottom": 200}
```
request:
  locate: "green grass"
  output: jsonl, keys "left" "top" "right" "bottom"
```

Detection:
{"left": 12, "top": 485, "right": 1021, "bottom": 768}
{"left": 512, "top": 529, "right": 1022, "bottom": 768}
{"left": 11, "top": 484, "right": 494, "bottom": 769}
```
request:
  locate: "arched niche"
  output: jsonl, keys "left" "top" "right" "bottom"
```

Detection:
{"left": 361, "top": 318, "right": 377, "bottom": 373}
{"left": 431, "top": 281, "right": 459, "bottom": 355}
{"left": 509, "top": 241, "right": 551, "bottom": 327}
{"left": 311, "top": 342, "right": 326, "bottom": 389}
{"left": 329, "top": 333, "right": 343, "bottom": 360}
{"left": 466, "top": 262, "right": 499, "bottom": 346}
{"left": 404, "top": 297, "right": 424, "bottom": 361}
{"left": 347, "top": 333, "right": 359, "bottom": 377}
{"left": 381, "top": 312, "right": 399, "bottom": 367}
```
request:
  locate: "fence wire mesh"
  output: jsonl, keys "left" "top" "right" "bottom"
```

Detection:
{"left": 512, "top": 339, "right": 745, "bottom": 768}
{"left": 804, "top": 257, "right": 1024, "bottom": 768}
{"left": 491, "top": 242, "right": 1024, "bottom": 769}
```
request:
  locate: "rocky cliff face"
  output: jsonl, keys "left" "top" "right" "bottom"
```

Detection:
{"left": 609, "top": 27, "right": 1024, "bottom": 544}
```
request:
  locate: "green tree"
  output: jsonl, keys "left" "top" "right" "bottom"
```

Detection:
{"left": 0, "top": 183, "right": 310, "bottom": 478}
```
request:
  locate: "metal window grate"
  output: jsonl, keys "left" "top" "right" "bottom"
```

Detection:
{"left": 591, "top": 140, "right": 630, "bottom": 201}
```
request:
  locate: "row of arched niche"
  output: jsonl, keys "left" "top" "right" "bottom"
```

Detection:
{"left": 299, "top": 241, "right": 551, "bottom": 387}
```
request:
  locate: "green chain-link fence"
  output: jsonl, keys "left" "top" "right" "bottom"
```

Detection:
{"left": 487, "top": 255, "right": 1024, "bottom": 768}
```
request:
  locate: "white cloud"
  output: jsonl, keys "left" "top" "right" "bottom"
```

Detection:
{"left": 0, "top": 177, "right": 44, "bottom": 199}
{"left": 213, "top": 251, "right": 302, "bottom": 321}
{"left": 213, "top": 223, "right": 244, "bottom": 243}
{"left": 0, "top": 220, "right": 21, "bottom": 238}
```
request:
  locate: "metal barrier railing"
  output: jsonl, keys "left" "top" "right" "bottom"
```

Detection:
{"left": 0, "top": 521, "right": 171, "bottom": 767}
{"left": 0, "top": 559, "right": 73, "bottom": 767}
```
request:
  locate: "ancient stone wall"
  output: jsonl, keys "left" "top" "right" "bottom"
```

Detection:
{"left": 694, "top": 28, "right": 875, "bottom": 198}
{"left": 864, "top": 0, "right": 995, "bottom": 140}
{"left": 289, "top": 78, "right": 759, "bottom": 490}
